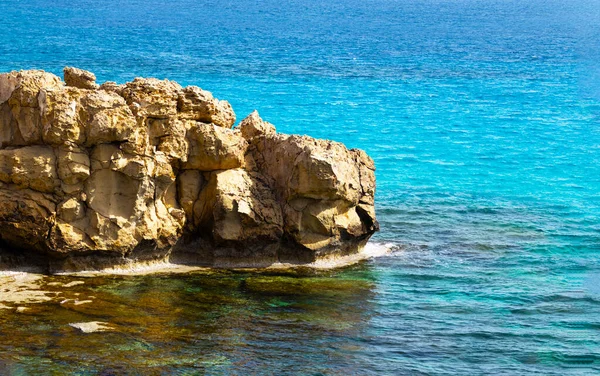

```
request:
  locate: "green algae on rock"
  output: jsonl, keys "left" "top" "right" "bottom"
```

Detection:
{"left": 0, "top": 68, "right": 378, "bottom": 272}
{"left": 0, "top": 267, "right": 376, "bottom": 373}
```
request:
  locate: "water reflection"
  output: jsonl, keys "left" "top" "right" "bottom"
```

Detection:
{"left": 0, "top": 266, "right": 377, "bottom": 374}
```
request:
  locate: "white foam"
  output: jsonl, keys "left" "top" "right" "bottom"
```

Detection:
{"left": 5, "top": 242, "right": 399, "bottom": 277}
{"left": 275, "top": 241, "right": 396, "bottom": 270}
{"left": 362, "top": 241, "right": 396, "bottom": 258}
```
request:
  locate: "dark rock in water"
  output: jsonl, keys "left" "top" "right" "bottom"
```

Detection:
{"left": 0, "top": 68, "right": 378, "bottom": 272}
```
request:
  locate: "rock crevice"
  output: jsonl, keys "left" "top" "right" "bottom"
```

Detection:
{"left": 0, "top": 68, "right": 378, "bottom": 271}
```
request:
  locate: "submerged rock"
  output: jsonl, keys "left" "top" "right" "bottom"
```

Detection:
{"left": 69, "top": 321, "right": 113, "bottom": 333}
{"left": 0, "top": 68, "right": 378, "bottom": 272}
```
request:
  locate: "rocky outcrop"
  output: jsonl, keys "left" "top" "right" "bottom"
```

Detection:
{"left": 0, "top": 68, "right": 377, "bottom": 272}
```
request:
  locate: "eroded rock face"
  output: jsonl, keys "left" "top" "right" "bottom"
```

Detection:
{"left": 0, "top": 68, "right": 377, "bottom": 271}
{"left": 248, "top": 132, "right": 378, "bottom": 259}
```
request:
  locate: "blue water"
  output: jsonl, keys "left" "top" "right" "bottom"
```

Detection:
{"left": 1, "top": 0, "right": 600, "bottom": 374}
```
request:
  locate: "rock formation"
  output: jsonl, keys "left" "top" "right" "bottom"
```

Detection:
{"left": 0, "top": 68, "right": 378, "bottom": 272}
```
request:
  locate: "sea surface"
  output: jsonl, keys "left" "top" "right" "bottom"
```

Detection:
{"left": 1, "top": 0, "right": 600, "bottom": 374}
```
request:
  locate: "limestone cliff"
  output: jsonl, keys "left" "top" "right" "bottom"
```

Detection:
{"left": 0, "top": 68, "right": 378, "bottom": 272}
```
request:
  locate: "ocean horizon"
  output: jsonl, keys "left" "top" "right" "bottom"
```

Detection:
{"left": 1, "top": 0, "right": 599, "bottom": 374}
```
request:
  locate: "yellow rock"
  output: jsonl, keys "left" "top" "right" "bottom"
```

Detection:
{"left": 0, "top": 68, "right": 377, "bottom": 271}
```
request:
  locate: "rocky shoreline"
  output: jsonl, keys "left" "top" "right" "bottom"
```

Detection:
{"left": 0, "top": 68, "right": 378, "bottom": 273}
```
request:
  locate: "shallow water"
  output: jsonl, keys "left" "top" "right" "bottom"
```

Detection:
{"left": 1, "top": 0, "right": 600, "bottom": 374}
{"left": 0, "top": 268, "right": 380, "bottom": 374}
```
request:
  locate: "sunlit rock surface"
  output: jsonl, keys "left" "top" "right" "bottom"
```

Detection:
{"left": 0, "top": 68, "right": 378, "bottom": 272}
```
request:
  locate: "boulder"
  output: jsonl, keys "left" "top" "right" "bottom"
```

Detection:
{"left": 0, "top": 70, "right": 63, "bottom": 146}
{"left": 63, "top": 67, "right": 99, "bottom": 90}
{"left": 178, "top": 86, "right": 236, "bottom": 128}
{"left": 0, "top": 146, "right": 59, "bottom": 193}
{"left": 253, "top": 134, "right": 364, "bottom": 204}
{"left": 238, "top": 110, "right": 275, "bottom": 140}
{"left": 39, "top": 87, "right": 87, "bottom": 145}
{"left": 182, "top": 122, "right": 247, "bottom": 171}
{"left": 196, "top": 169, "right": 283, "bottom": 245}
{"left": 99, "top": 81, "right": 125, "bottom": 95}
{"left": 121, "top": 77, "right": 181, "bottom": 119}
{"left": 248, "top": 111, "right": 378, "bottom": 257}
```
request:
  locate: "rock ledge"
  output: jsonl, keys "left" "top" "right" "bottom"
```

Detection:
{"left": 0, "top": 68, "right": 378, "bottom": 272}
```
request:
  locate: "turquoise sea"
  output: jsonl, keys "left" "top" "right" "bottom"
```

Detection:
{"left": 1, "top": 0, "right": 600, "bottom": 374}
